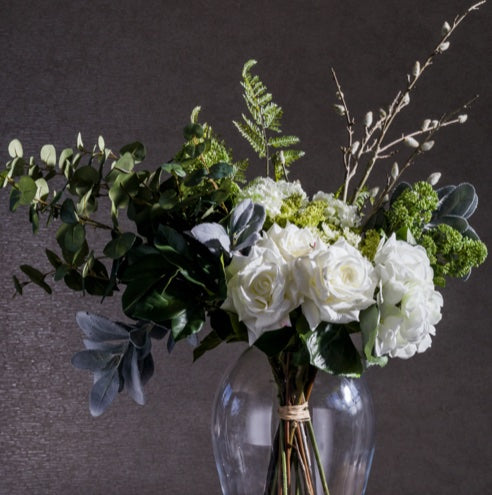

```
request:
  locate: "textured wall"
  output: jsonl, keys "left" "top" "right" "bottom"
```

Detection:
{"left": 0, "top": 1, "right": 491, "bottom": 494}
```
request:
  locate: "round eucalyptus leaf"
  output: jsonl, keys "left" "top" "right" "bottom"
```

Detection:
{"left": 8, "top": 139, "right": 23, "bottom": 158}
{"left": 40, "top": 144, "right": 56, "bottom": 166}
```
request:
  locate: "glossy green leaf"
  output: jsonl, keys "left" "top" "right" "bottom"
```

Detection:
{"left": 171, "top": 306, "right": 205, "bottom": 341}
{"left": 301, "top": 324, "right": 363, "bottom": 377}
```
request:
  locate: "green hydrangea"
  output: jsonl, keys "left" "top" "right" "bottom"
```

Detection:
{"left": 291, "top": 200, "right": 328, "bottom": 228}
{"left": 359, "top": 229, "right": 382, "bottom": 261}
{"left": 386, "top": 181, "right": 439, "bottom": 240}
{"left": 421, "top": 224, "right": 488, "bottom": 286}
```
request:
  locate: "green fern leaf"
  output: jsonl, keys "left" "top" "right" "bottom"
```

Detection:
{"left": 268, "top": 135, "right": 300, "bottom": 149}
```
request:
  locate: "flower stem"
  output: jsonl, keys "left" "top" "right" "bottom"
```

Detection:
{"left": 306, "top": 420, "right": 331, "bottom": 495}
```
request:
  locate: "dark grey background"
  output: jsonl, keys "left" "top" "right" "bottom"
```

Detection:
{"left": 0, "top": 1, "right": 490, "bottom": 494}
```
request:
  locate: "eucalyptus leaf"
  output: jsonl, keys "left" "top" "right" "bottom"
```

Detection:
{"left": 208, "top": 162, "right": 234, "bottom": 179}
{"left": 60, "top": 198, "right": 78, "bottom": 224}
{"left": 19, "top": 265, "right": 52, "bottom": 294}
{"left": 103, "top": 233, "right": 137, "bottom": 259}
{"left": 16, "top": 175, "right": 37, "bottom": 205}
{"left": 40, "top": 144, "right": 56, "bottom": 166}
{"left": 8, "top": 139, "right": 23, "bottom": 158}
{"left": 120, "top": 142, "right": 146, "bottom": 163}
{"left": 161, "top": 162, "right": 186, "bottom": 177}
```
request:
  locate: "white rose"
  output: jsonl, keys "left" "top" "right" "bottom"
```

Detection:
{"left": 373, "top": 234, "right": 443, "bottom": 359}
{"left": 221, "top": 239, "right": 298, "bottom": 344}
{"left": 294, "top": 238, "right": 377, "bottom": 329}
{"left": 374, "top": 234, "right": 434, "bottom": 305}
{"left": 264, "top": 223, "right": 324, "bottom": 262}
{"left": 375, "top": 281, "right": 443, "bottom": 359}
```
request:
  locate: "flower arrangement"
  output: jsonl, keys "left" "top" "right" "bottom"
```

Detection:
{"left": 1, "top": 2, "right": 488, "bottom": 494}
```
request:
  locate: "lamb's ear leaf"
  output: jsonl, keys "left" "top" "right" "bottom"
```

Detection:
{"left": 75, "top": 312, "right": 129, "bottom": 341}
{"left": 89, "top": 367, "right": 120, "bottom": 417}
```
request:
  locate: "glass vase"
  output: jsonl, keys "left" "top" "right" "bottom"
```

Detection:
{"left": 212, "top": 347, "right": 375, "bottom": 495}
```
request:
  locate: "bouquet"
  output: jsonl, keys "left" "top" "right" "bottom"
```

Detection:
{"left": 1, "top": 2, "right": 487, "bottom": 494}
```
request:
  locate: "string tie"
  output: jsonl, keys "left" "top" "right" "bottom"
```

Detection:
{"left": 278, "top": 403, "right": 310, "bottom": 422}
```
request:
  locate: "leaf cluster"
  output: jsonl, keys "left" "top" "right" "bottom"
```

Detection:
{"left": 71, "top": 312, "right": 173, "bottom": 416}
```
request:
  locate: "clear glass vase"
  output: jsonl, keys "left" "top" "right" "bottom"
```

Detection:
{"left": 212, "top": 347, "right": 375, "bottom": 495}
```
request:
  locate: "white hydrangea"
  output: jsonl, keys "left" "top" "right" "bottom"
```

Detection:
{"left": 313, "top": 191, "right": 361, "bottom": 228}
{"left": 237, "top": 177, "right": 307, "bottom": 219}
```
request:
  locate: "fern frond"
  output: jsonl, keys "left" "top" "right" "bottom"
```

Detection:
{"left": 268, "top": 135, "right": 300, "bottom": 149}
{"left": 235, "top": 59, "right": 304, "bottom": 177}
{"left": 233, "top": 120, "right": 265, "bottom": 157}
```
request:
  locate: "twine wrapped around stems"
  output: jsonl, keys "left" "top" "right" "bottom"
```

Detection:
{"left": 277, "top": 403, "right": 310, "bottom": 422}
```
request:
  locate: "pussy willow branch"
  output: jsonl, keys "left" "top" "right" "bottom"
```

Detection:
{"left": 334, "top": 0, "right": 486, "bottom": 205}
{"left": 363, "top": 95, "right": 479, "bottom": 222}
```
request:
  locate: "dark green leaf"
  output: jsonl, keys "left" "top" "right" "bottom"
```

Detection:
{"left": 254, "top": 327, "right": 295, "bottom": 357}
{"left": 161, "top": 162, "right": 186, "bottom": 177}
{"left": 184, "top": 168, "right": 207, "bottom": 186}
{"left": 60, "top": 198, "right": 78, "bottom": 224}
{"left": 159, "top": 189, "right": 178, "bottom": 209}
{"left": 45, "top": 249, "right": 63, "bottom": 269}
{"left": 300, "top": 324, "right": 363, "bottom": 376}
{"left": 29, "top": 205, "right": 39, "bottom": 234}
{"left": 171, "top": 306, "right": 205, "bottom": 341}
{"left": 19, "top": 265, "right": 52, "bottom": 294}
{"left": 12, "top": 275, "right": 23, "bottom": 295}
{"left": 120, "top": 142, "right": 146, "bottom": 163}
{"left": 56, "top": 223, "right": 86, "bottom": 253}
{"left": 103, "top": 233, "right": 137, "bottom": 259}
{"left": 16, "top": 175, "right": 37, "bottom": 205}
{"left": 193, "top": 331, "right": 223, "bottom": 361}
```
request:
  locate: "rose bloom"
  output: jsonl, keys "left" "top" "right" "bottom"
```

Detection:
{"left": 265, "top": 223, "right": 324, "bottom": 262}
{"left": 374, "top": 235, "right": 443, "bottom": 358}
{"left": 221, "top": 238, "right": 298, "bottom": 344}
{"left": 374, "top": 234, "right": 434, "bottom": 305}
{"left": 293, "top": 238, "right": 377, "bottom": 330}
